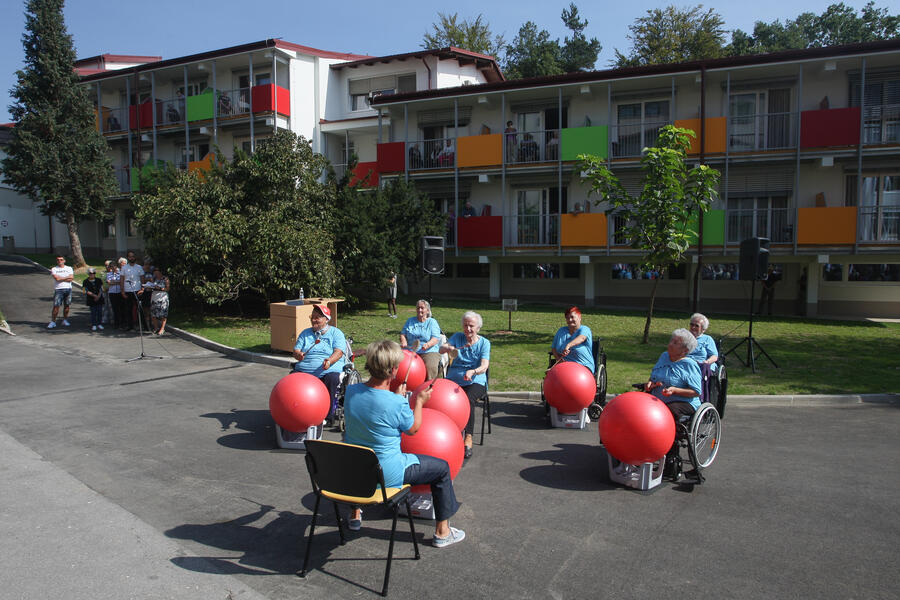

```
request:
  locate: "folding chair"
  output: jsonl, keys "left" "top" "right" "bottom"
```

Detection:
{"left": 300, "top": 439, "right": 420, "bottom": 596}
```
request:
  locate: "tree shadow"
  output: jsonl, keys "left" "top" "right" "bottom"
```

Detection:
{"left": 518, "top": 443, "right": 614, "bottom": 491}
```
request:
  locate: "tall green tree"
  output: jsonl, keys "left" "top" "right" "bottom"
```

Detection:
{"left": 579, "top": 126, "right": 720, "bottom": 343}
{"left": 2, "top": 0, "right": 116, "bottom": 269}
{"left": 613, "top": 4, "right": 727, "bottom": 67}
{"left": 504, "top": 3, "right": 601, "bottom": 79}
{"left": 422, "top": 12, "right": 505, "bottom": 57}
{"left": 728, "top": 2, "right": 899, "bottom": 55}
{"left": 135, "top": 130, "right": 338, "bottom": 307}
{"left": 559, "top": 3, "right": 602, "bottom": 73}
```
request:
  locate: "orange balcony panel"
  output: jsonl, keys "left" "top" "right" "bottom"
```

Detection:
{"left": 797, "top": 206, "right": 857, "bottom": 245}
{"left": 457, "top": 134, "right": 502, "bottom": 168}
{"left": 188, "top": 153, "right": 214, "bottom": 173}
{"left": 457, "top": 216, "right": 502, "bottom": 247}
{"left": 800, "top": 108, "right": 860, "bottom": 148}
{"left": 251, "top": 84, "right": 290, "bottom": 117}
{"left": 350, "top": 161, "right": 379, "bottom": 188}
{"left": 561, "top": 213, "right": 607, "bottom": 247}
{"left": 377, "top": 142, "right": 405, "bottom": 173}
{"left": 674, "top": 117, "right": 726, "bottom": 154}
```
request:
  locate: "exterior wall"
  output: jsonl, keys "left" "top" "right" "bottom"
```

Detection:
{"left": 434, "top": 61, "right": 483, "bottom": 88}
{"left": 289, "top": 55, "right": 316, "bottom": 141}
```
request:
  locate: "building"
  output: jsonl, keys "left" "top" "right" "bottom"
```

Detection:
{"left": 367, "top": 40, "right": 900, "bottom": 318}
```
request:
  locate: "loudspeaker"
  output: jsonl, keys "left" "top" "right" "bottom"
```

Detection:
{"left": 739, "top": 237, "right": 770, "bottom": 281}
{"left": 422, "top": 236, "right": 445, "bottom": 275}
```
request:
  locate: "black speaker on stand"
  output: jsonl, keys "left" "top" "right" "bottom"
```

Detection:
{"left": 422, "top": 236, "right": 445, "bottom": 302}
{"left": 725, "top": 237, "right": 777, "bottom": 373}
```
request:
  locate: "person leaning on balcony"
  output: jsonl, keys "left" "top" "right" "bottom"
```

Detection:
{"left": 462, "top": 201, "right": 476, "bottom": 218}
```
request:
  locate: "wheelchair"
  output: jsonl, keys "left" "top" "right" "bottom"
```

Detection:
{"left": 541, "top": 338, "right": 607, "bottom": 421}
{"left": 701, "top": 349, "right": 728, "bottom": 419}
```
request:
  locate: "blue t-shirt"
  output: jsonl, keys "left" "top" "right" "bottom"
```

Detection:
{"left": 343, "top": 384, "right": 420, "bottom": 488}
{"left": 446, "top": 332, "right": 490, "bottom": 387}
{"left": 688, "top": 334, "right": 718, "bottom": 372}
{"left": 552, "top": 325, "right": 595, "bottom": 373}
{"left": 401, "top": 317, "right": 441, "bottom": 354}
{"left": 649, "top": 351, "right": 702, "bottom": 410}
{"left": 293, "top": 325, "right": 346, "bottom": 377}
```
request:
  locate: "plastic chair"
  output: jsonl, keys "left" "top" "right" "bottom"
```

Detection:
{"left": 300, "top": 440, "right": 420, "bottom": 596}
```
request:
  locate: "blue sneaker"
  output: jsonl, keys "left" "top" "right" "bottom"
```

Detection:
{"left": 433, "top": 527, "right": 465, "bottom": 548}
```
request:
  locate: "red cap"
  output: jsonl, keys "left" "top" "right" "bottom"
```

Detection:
{"left": 314, "top": 304, "right": 331, "bottom": 321}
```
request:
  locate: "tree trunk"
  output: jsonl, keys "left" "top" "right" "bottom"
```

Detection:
{"left": 642, "top": 276, "right": 661, "bottom": 344}
{"left": 65, "top": 210, "right": 86, "bottom": 270}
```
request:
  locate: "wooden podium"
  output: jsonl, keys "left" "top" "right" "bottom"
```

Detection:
{"left": 270, "top": 298, "right": 344, "bottom": 353}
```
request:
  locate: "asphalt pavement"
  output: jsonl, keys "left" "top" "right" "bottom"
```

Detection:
{"left": 1, "top": 254, "right": 898, "bottom": 600}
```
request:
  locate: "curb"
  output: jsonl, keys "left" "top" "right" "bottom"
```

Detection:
{"left": 488, "top": 391, "right": 899, "bottom": 406}
{"left": 165, "top": 325, "right": 293, "bottom": 369}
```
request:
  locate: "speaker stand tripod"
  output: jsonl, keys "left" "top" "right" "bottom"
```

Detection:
{"left": 125, "top": 290, "right": 164, "bottom": 362}
{"left": 724, "top": 280, "right": 777, "bottom": 373}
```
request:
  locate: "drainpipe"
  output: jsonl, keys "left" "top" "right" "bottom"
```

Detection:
{"left": 421, "top": 57, "right": 432, "bottom": 90}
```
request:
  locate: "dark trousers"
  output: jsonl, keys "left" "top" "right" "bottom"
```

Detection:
{"left": 404, "top": 455, "right": 460, "bottom": 521}
{"left": 109, "top": 293, "right": 124, "bottom": 329}
{"left": 666, "top": 401, "right": 696, "bottom": 460}
{"left": 140, "top": 291, "right": 152, "bottom": 328}
{"left": 461, "top": 383, "right": 486, "bottom": 435}
{"left": 121, "top": 292, "right": 137, "bottom": 329}
{"left": 759, "top": 285, "right": 775, "bottom": 315}
{"left": 89, "top": 305, "right": 103, "bottom": 326}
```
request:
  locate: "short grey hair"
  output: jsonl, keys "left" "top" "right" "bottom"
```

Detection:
{"left": 365, "top": 340, "right": 403, "bottom": 380}
{"left": 462, "top": 310, "right": 483, "bottom": 329}
{"left": 416, "top": 299, "right": 432, "bottom": 318}
{"left": 690, "top": 313, "right": 709, "bottom": 332}
{"left": 671, "top": 328, "right": 698, "bottom": 354}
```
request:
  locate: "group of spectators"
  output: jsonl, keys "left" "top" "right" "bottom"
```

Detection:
{"left": 47, "top": 251, "right": 170, "bottom": 334}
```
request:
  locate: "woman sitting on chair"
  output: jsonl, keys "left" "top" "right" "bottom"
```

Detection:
{"left": 687, "top": 313, "right": 719, "bottom": 371}
{"left": 292, "top": 304, "right": 346, "bottom": 422}
{"left": 440, "top": 311, "right": 490, "bottom": 459}
{"left": 344, "top": 340, "right": 465, "bottom": 548}
{"left": 551, "top": 306, "right": 594, "bottom": 373}
{"left": 400, "top": 299, "right": 442, "bottom": 381}
{"left": 644, "top": 328, "right": 702, "bottom": 421}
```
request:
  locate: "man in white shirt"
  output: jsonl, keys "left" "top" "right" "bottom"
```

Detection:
{"left": 48, "top": 255, "right": 74, "bottom": 328}
{"left": 120, "top": 250, "right": 144, "bottom": 331}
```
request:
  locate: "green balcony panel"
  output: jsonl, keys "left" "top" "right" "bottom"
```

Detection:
{"left": 686, "top": 209, "right": 725, "bottom": 246}
{"left": 187, "top": 89, "right": 215, "bottom": 122}
{"left": 561, "top": 126, "right": 608, "bottom": 161}
{"left": 130, "top": 160, "right": 169, "bottom": 193}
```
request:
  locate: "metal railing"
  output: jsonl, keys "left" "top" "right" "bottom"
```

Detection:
{"left": 114, "top": 168, "right": 130, "bottom": 193}
{"left": 407, "top": 138, "right": 456, "bottom": 170}
{"left": 503, "top": 214, "right": 559, "bottom": 246}
{"left": 216, "top": 87, "right": 251, "bottom": 118}
{"left": 158, "top": 97, "right": 185, "bottom": 126}
{"left": 728, "top": 111, "right": 796, "bottom": 151}
{"left": 858, "top": 207, "right": 900, "bottom": 242}
{"left": 611, "top": 120, "right": 669, "bottom": 158}
{"left": 102, "top": 107, "right": 128, "bottom": 133}
{"left": 726, "top": 208, "right": 792, "bottom": 243}
{"left": 504, "top": 129, "right": 560, "bottom": 164}
{"left": 862, "top": 104, "right": 900, "bottom": 144}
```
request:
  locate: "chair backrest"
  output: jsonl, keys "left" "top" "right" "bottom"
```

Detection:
{"left": 305, "top": 439, "right": 386, "bottom": 499}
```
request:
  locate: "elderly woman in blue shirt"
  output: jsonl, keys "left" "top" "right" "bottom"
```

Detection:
{"left": 551, "top": 306, "right": 594, "bottom": 373}
{"left": 292, "top": 304, "right": 346, "bottom": 421}
{"left": 687, "top": 313, "right": 719, "bottom": 371}
{"left": 440, "top": 310, "right": 490, "bottom": 459}
{"left": 400, "top": 299, "right": 442, "bottom": 380}
{"left": 644, "top": 328, "right": 702, "bottom": 421}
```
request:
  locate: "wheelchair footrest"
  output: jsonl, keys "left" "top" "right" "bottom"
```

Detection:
{"left": 398, "top": 492, "right": 436, "bottom": 521}
{"left": 605, "top": 450, "right": 664, "bottom": 491}
{"left": 274, "top": 422, "right": 323, "bottom": 450}
{"left": 549, "top": 406, "right": 589, "bottom": 429}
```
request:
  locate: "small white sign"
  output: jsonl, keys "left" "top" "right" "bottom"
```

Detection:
{"left": 502, "top": 299, "right": 517, "bottom": 312}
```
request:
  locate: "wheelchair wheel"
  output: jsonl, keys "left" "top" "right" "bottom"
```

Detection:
{"left": 594, "top": 361, "right": 607, "bottom": 406}
{"left": 687, "top": 403, "right": 721, "bottom": 470}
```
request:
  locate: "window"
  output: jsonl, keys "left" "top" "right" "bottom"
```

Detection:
{"left": 850, "top": 73, "right": 900, "bottom": 144}
{"left": 846, "top": 173, "right": 900, "bottom": 241}
{"left": 822, "top": 263, "right": 843, "bottom": 281}
{"left": 513, "top": 263, "right": 560, "bottom": 279}
{"left": 349, "top": 74, "right": 416, "bottom": 111}
{"left": 613, "top": 264, "right": 685, "bottom": 280}
{"left": 177, "top": 143, "right": 210, "bottom": 169}
{"left": 728, "top": 89, "right": 792, "bottom": 151}
{"left": 102, "top": 219, "right": 116, "bottom": 239}
{"left": 516, "top": 189, "right": 557, "bottom": 245}
{"left": 125, "top": 212, "right": 138, "bottom": 238}
{"left": 848, "top": 264, "right": 900, "bottom": 281}
{"left": 614, "top": 100, "right": 669, "bottom": 157}
{"left": 701, "top": 263, "right": 740, "bottom": 280}
{"left": 726, "top": 196, "right": 791, "bottom": 243}
{"left": 455, "top": 263, "right": 489, "bottom": 278}
{"left": 174, "top": 79, "right": 208, "bottom": 98}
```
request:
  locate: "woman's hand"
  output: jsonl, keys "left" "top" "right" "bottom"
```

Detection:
{"left": 464, "top": 369, "right": 476, "bottom": 381}
{"left": 645, "top": 381, "right": 662, "bottom": 392}
{"left": 561, "top": 346, "right": 571, "bottom": 357}
{"left": 662, "top": 387, "right": 674, "bottom": 396}
{"left": 293, "top": 349, "right": 306, "bottom": 361}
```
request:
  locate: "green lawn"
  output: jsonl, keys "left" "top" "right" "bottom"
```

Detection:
{"left": 23, "top": 253, "right": 108, "bottom": 286}
{"left": 170, "top": 298, "right": 900, "bottom": 396}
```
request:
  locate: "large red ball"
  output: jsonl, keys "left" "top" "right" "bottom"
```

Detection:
{"left": 599, "top": 391, "right": 675, "bottom": 465}
{"left": 269, "top": 372, "right": 330, "bottom": 432}
{"left": 401, "top": 408, "right": 464, "bottom": 493}
{"left": 544, "top": 361, "right": 596, "bottom": 414}
{"left": 410, "top": 379, "right": 470, "bottom": 431}
{"left": 390, "top": 350, "right": 427, "bottom": 392}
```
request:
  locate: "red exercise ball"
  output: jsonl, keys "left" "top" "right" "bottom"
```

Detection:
{"left": 544, "top": 361, "right": 596, "bottom": 414}
{"left": 401, "top": 408, "right": 464, "bottom": 493}
{"left": 269, "top": 372, "right": 330, "bottom": 432}
{"left": 390, "top": 350, "right": 427, "bottom": 392}
{"left": 598, "top": 391, "right": 675, "bottom": 465}
{"left": 410, "top": 379, "right": 470, "bottom": 431}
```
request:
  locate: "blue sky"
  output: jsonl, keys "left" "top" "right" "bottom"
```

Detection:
{"left": 2, "top": 0, "right": 897, "bottom": 122}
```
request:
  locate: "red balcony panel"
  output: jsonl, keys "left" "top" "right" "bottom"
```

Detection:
{"left": 457, "top": 216, "right": 502, "bottom": 247}
{"left": 800, "top": 107, "right": 860, "bottom": 148}
{"left": 251, "top": 84, "right": 290, "bottom": 116}
{"left": 350, "top": 161, "right": 379, "bottom": 188}
{"left": 377, "top": 142, "right": 405, "bottom": 173}
{"left": 128, "top": 100, "right": 153, "bottom": 130}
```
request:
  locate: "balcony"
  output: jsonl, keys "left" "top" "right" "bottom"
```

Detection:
{"left": 560, "top": 126, "right": 607, "bottom": 161}
{"left": 797, "top": 207, "right": 857, "bottom": 245}
{"left": 408, "top": 138, "right": 456, "bottom": 171}
{"left": 728, "top": 112, "right": 796, "bottom": 152}
{"left": 800, "top": 107, "right": 860, "bottom": 148}
{"left": 456, "top": 216, "right": 502, "bottom": 248}
{"left": 215, "top": 88, "right": 252, "bottom": 120}
{"left": 504, "top": 129, "right": 559, "bottom": 165}
{"left": 560, "top": 213, "right": 607, "bottom": 247}
{"left": 673, "top": 117, "right": 727, "bottom": 155}
{"left": 349, "top": 161, "right": 379, "bottom": 188}
{"left": 250, "top": 83, "right": 290, "bottom": 117}
{"left": 863, "top": 103, "right": 900, "bottom": 145}
{"left": 114, "top": 167, "right": 130, "bottom": 194}
{"left": 506, "top": 214, "right": 560, "bottom": 246}
{"left": 726, "top": 207, "right": 793, "bottom": 244}
{"left": 611, "top": 120, "right": 669, "bottom": 158}
{"left": 859, "top": 206, "right": 900, "bottom": 242}
{"left": 457, "top": 134, "right": 501, "bottom": 168}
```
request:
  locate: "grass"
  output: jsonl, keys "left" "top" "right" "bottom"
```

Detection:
{"left": 169, "top": 298, "right": 900, "bottom": 396}
{"left": 23, "top": 253, "right": 108, "bottom": 286}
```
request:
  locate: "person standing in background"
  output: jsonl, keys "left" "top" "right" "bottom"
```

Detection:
{"left": 47, "top": 255, "right": 73, "bottom": 329}
{"left": 387, "top": 271, "right": 398, "bottom": 319}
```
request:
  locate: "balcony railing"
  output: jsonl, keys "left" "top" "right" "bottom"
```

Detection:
{"left": 728, "top": 112, "right": 796, "bottom": 151}
{"left": 216, "top": 88, "right": 251, "bottom": 119}
{"left": 114, "top": 168, "right": 130, "bottom": 193}
{"left": 859, "top": 206, "right": 900, "bottom": 241}
{"left": 102, "top": 107, "right": 128, "bottom": 133}
{"left": 158, "top": 97, "right": 185, "bottom": 126}
{"left": 504, "top": 129, "right": 560, "bottom": 164}
{"left": 504, "top": 214, "right": 560, "bottom": 246}
{"left": 408, "top": 138, "right": 455, "bottom": 170}
{"left": 611, "top": 120, "right": 669, "bottom": 158}
{"left": 726, "top": 208, "right": 793, "bottom": 243}
{"left": 862, "top": 104, "right": 900, "bottom": 144}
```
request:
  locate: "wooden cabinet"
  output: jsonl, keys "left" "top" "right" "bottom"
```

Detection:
{"left": 269, "top": 298, "right": 344, "bottom": 352}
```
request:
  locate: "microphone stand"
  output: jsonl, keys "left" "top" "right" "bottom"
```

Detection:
{"left": 125, "top": 289, "right": 163, "bottom": 362}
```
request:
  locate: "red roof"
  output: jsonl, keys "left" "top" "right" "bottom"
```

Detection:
{"left": 330, "top": 47, "right": 504, "bottom": 83}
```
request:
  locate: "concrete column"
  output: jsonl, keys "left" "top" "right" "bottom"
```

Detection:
{"left": 489, "top": 261, "right": 501, "bottom": 300}
{"left": 805, "top": 260, "right": 820, "bottom": 317}
{"left": 584, "top": 261, "right": 595, "bottom": 307}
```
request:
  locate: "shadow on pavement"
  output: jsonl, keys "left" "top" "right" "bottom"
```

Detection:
{"left": 200, "top": 409, "right": 279, "bottom": 451}
{"left": 519, "top": 443, "right": 615, "bottom": 491}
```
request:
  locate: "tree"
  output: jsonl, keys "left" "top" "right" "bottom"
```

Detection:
{"left": 422, "top": 12, "right": 505, "bottom": 57}
{"left": 135, "top": 130, "right": 338, "bottom": 308}
{"left": 579, "top": 126, "right": 720, "bottom": 343}
{"left": 613, "top": 4, "right": 727, "bottom": 67}
{"left": 2, "top": 0, "right": 116, "bottom": 269}
{"left": 728, "top": 2, "right": 899, "bottom": 55}
{"left": 504, "top": 3, "right": 601, "bottom": 79}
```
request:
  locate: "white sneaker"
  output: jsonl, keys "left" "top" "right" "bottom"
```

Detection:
{"left": 62, "top": 319, "right": 71, "bottom": 327}
{"left": 47, "top": 321, "right": 57, "bottom": 329}
{"left": 91, "top": 325, "right": 97, "bottom": 331}
{"left": 97, "top": 324, "right": 104, "bottom": 330}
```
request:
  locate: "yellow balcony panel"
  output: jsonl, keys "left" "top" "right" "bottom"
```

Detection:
{"left": 674, "top": 117, "right": 726, "bottom": 155}
{"left": 561, "top": 213, "right": 607, "bottom": 247}
{"left": 798, "top": 207, "right": 857, "bottom": 245}
{"left": 457, "top": 133, "right": 502, "bottom": 168}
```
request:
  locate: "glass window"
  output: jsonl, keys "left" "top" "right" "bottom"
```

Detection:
{"left": 614, "top": 100, "right": 669, "bottom": 157}
{"left": 848, "top": 264, "right": 900, "bottom": 282}
{"left": 726, "top": 195, "right": 792, "bottom": 243}
{"left": 701, "top": 263, "right": 740, "bottom": 280}
{"left": 822, "top": 263, "right": 843, "bottom": 281}
{"left": 612, "top": 264, "right": 684, "bottom": 280}
{"left": 125, "top": 212, "right": 138, "bottom": 238}
{"left": 513, "top": 263, "right": 560, "bottom": 279}
{"left": 455, "top": 263, "right": 489, "bottom": 278}
{"left": 102, "top": 219, "right": 116, "bottom": 239}
{"left": 562, "top": 263, "right": 580, "bottom": 278}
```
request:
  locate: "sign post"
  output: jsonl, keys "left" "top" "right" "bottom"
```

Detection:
{"left": 501, "top": 298, "right": 517, "bottom": 331}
